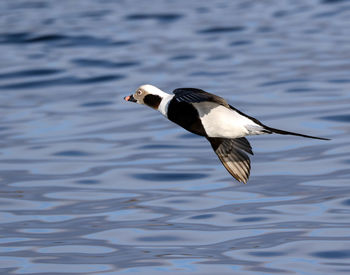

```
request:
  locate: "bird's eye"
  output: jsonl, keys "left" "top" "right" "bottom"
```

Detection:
{"left": 136, "top": 90, "right": 142, "bottom": 95}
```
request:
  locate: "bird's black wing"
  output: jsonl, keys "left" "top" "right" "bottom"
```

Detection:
{"left": 207, "top": 137, "right": 253, "bottom": 184}
{"left": 173, "top": 88, "right": 230, "bottom": 108}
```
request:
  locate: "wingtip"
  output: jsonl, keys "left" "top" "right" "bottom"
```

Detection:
{"left": 231, "top": 176, "right": 248, "bottom": 184}
{"left": 234, "top": 175, "right": 249, "bottom": 184}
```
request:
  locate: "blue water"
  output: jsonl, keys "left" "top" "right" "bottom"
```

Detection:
{"left": 1, "top": 0, "right": 350, "bottom": 274}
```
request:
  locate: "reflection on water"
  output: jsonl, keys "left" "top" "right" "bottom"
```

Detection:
{"left": 1, "top": 0, "right": 350, "bottom": 274}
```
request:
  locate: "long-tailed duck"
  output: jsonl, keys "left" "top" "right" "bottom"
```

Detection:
{"left": 124, "top": 84, "right": 329, "bottom": 183}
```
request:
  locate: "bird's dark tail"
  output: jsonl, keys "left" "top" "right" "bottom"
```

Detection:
{"left": 263, "top": 126, "right": 330, "bottom": 140}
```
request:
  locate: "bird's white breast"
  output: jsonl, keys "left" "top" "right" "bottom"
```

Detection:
{"left": 193, "top": 102, "right": 260, "bottom": 138}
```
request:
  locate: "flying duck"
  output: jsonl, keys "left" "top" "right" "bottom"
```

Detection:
{"left": 124, "top": 84, "right": 329, "bottom": 183}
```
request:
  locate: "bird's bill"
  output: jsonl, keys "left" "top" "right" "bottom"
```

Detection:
{"left": 124, "top": 94, "right": 137, "bottom": 102}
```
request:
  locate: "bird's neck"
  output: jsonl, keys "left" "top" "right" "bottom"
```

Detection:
{"left": 158, "top": 93, "right": 174, "bottom": 117}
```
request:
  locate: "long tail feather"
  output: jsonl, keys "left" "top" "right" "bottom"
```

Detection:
{"left": 264, "top": 126, "right": 330, "bottom": 140}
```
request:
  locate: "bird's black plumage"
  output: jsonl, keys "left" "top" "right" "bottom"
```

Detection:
{"left": 173, "top": 88, "right": 229, "bottom": 107}
{"left": 167, "top": 99, "right": 207, "bottom": 137}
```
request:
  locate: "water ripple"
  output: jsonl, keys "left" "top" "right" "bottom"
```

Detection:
{"left": 197, "top": 26, "right": 245, "bottom": 34}
{"left": 0, "top": 75, "right": 124, "bottom": 90}
{"left": 125, "top": 13, "right": 183, "bottom": 22}
{"left": 0, "top": 69, "right": 62, "bottom": 79}
{"left": 0, "top": 32, "right": 132, "bottom": 47}
{"left": 71, "top": 58, "right": 140, "bottom": 68}
{"left": 132, "top": 173, "right": 208, "bottom": 181}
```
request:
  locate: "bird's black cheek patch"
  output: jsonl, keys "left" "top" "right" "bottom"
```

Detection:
{"left": 144, "top": 94, "right": 162, "bottom": 109}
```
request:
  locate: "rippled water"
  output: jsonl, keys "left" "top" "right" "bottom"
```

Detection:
{"left": 1, "top": 0, "right": 350, "bottom": 274}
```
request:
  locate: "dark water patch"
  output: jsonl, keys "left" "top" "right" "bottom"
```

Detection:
{"left": 58, "top": 35, "right": 131, "bottom": 48}
{"left": 169, "top": 55, "right": 196, "bottom": 61}
{"left": 75, "top": 179, "right": 100, "bottom": 185}
{"left": 313, "top": 8, "right": 346, "bottom": 18}
{"left": 80, "top": 10, "right": 111, "bottom": 18}
{"left": 260, "top": 78, "right": 307, "bottom": 87}
{"left": 132, "top": 173, "right": 207, "bottom": 181}
{"left": 206, "top": 54, "right": 231, "bottom": 61}
{"left": 9, "top": 1, "right": 48, "bottom": 9}
{"left": 29, "top": 145, "right": 46, "bottom": 150}
{"left": 320, "top": 114, "right": 350, "bottom": 122}
{"left": 78, "top": 75, "right": 124, "bottom": 84}
{"left": 80, "top": 101, "right": 113, "bottom": 107}
{"left": 0, "top": 126, "right": 11, "bottom": 132}
{"left": 53, "top": 150, "right": 92, "bottom": 157}
{"left": 196, "top": 6, "right": 210, "bottom": 13}
{"left": 72, "top": 58, "right": 139, "bottom": 68}
{"left": 321, "top": 0, "right": 350, "bottom": 4}
{"left": 0, "top": 32, "right": 131, "bottom": 47}
{"left": 190, "top": 214, "right": 215, "bottom": 219}
{"left": 236, "top": 217, "right": 268, "bottom": 223}
{"left": 197, "top": 26, "right": 245, "bottom": 34}
{"left": 312, "top": 250, "right": 350, "bottom": 259}
{"left": 342, "top": 198, "right": 350, "bottom": 206}
{"left": 26, "top": 34, "right": 66, "bottom": 43}
{"left": 303, "top": 28, "right": 322, "bottom": 34}
{"left": 249, "top": 251, "right": 285, "bottom": 257}
{"left": 125, "top": 13, "right": 183, "bottom": 22}
{"left": 190, "top": 71, "right": 230, "bottom": 77}
{"left": 230, "top": 40, "right": 252, "bottom": 46}
{"left": 43, "top": 18, "right": 55, "bottom": 25}
{"left": 286, "top": 88, "right": 316, "bottom": 93}
{"left": 0, "top": 75, "right": 124, "bottom": 90}
{"left": 328, "top": 79, "right": 350, "bottom": 83}
{"left": 0, "top": 69, "right": 62, "bottom": 80}
{"left": 0, "top": 32, "right": 31, "bottom": 44}
{"left": 139, "top": 144, "right": 183, "bottom": 149}
{"left": 0, "top": 77, "right": 74, "bottom": 89}
{"left": 137, "top": 235, "right": 183, "bottom": 242}
{"left": 257, "top": 26, "right": 274, "bottom": 33}
{"left": 273, "top": 10, "right": 289, "bottom": 17}
{"left": 111, "top": 41, "right": 133, "bottom": 47}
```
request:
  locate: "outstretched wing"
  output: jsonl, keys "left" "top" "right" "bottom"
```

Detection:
{"left": 173, "top": 88, "right": 230, "bottom": 108}
{"left": 207, "top": 137, "right": 253, "bottom": 184}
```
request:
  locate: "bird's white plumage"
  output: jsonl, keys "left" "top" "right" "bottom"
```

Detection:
{"left": 158, "top": 94, "right": 173, "bottom": 117}
{"left": 139, "top": 84, "right": 165, "bottom": 96}
{"left": 193, "top": 102, "right": 263, "bottom": 138}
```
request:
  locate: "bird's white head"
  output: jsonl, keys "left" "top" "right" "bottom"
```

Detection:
{"left": 124, "top": 84, "right": 170, "bottom": 111}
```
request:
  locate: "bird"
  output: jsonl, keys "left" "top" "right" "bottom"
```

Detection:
{"left": 124, "top": 84, "right": 329, "bottom": 184}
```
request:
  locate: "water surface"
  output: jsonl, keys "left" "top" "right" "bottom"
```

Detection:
{"left": 1, "top": 0, "right": 350, "bottom": 274}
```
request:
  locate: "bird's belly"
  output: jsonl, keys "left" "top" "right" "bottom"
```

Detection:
{"left": 194, "top": 103, "right": 252, "bottom": 138}
{"left": 203, "top": 117, "right": 248, "bottom": 138}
